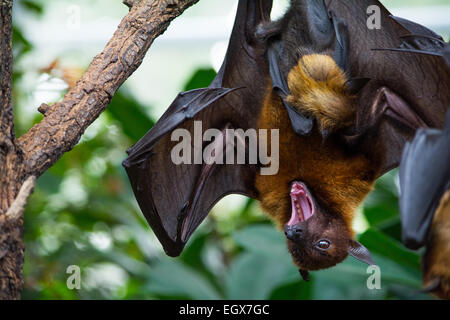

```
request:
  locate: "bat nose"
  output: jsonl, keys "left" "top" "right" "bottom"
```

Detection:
{"left": 284, "top": 224, "right": 303, "bottom": 241}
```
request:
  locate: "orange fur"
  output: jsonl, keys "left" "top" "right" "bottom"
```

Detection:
{"left": 255, "top": 84, "right": 375, "bottom": 235}
{"left": 423, "top": 190, "right": 450, "bottom": 300}
{"left": 286, "top": 54, "right": 355, "bottom": 133}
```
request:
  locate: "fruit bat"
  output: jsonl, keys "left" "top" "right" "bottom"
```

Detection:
{"left": 399, "top": 111, "right": 450, "bottom": 300}
{"left": 122, "top": 0, "right": 450, "bottom": 280}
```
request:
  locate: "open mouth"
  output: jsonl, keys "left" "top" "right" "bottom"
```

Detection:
{"left": 287, "top": 181, "right": 315, "bottom": 226}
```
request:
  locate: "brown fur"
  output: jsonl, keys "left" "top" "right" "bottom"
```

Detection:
{"left": 423, "top": 190, "right": 450, "bottom": 300}
{"left": 254, "top": 54, "right": 378, "bottom": 270}
{"left": 256, "top": 87, "right": 374, "bottom": 235}
{"left": 286, "top": 54, "right": 356, "bottom": 133}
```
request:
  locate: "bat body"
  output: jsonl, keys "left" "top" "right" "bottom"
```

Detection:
{"left": 399, "top": 112, "right": 450, "bottom": 299}
{"left": 424, "top": 190, "right": 450, "bottom": 299}
{"left": 123, "top": 0, "right": 450, "bottom": 279}
{"left": 256, "top": 68, "right": 376, "bottom": 271}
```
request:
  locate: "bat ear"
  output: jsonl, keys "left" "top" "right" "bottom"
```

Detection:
{"left": 299, "top": 269, "right": 310, "bottom": 282}
{"left": 345, "top": 78, "right": 371, "bottom": 95}
{"left": 330, "top": 11, "right": 350, "bottom": 72}
{"left": 347, "top": 240, "right": 375, "bottom": 265}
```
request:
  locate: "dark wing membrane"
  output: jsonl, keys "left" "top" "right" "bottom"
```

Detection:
{"left": 374, "top": 16, "right": 450, "bottom": 67}
{"left": 389, "top": 16, "right": 443, "bottom": 39}
{"left": 326, "top": 0, "right": 450, "bottom": 176}
{"left": 399, "top": 112, "right": 450, "bottom": 250}
{"left": 267, "top": 42, "right": 313, "bottom": 136}
{"left": 123, "top": 0, "right": 272, "bottom": 257}
{"left": 124, "top": 88, "right": 237, "bottom": 165}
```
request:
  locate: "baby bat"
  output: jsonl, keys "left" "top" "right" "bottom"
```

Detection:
{"left": 399, "top": 111, "right": 450, "bottom": 299}
{"left": 122, "top": 0, "right": 450, "bottom": 279}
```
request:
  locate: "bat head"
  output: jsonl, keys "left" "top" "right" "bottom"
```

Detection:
{"left": 284, "top": 181, "right": 374, "bottom": 273}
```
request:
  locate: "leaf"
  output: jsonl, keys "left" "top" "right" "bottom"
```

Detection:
{"left": 179, "top": 232, "right": 223, "bottom": 294}
{"left": 376, "top": 216, "right": 402, "bottom": 242}
{"left": 145, "top": 258, "right": 221, "bottom": 300}
{"left": 102, "top": 251, "right": 151, "bottom": 277}
{"left": 180, "top": 232, "right": 208, "bottom": 269}
{"left": 36, "top": 171, "right": 62, "bottom": 194}
{"left": 359, "top": 228, "right": 421, "bottom": 271}
{"left": 231, "top": 224, "right": 287, "bottom": 257}
{"left": 269, "top": 280, "right": 312, "bottom": 300}
{"left": 225, "top": 251, "right": 297, "bottom": 299}
{"left": 311, "top": 252, "right": 422, "bottom": 299}
{"left": 106, "top": 89, "right": 154, "bottom": 142}
{"left": 183, "top": 68, "right": 217, "bottom": 91}
{"left": 318, "top": 252, "right": 421, "bottom": 289}
{"left": 312, "top": 275, "right": 387, "bottom": 300}
{"left": 12, "top": 26, "right": 33, "bottom": 60}
{"left": 364, "top": 204, "right": 399, "bottom": 227}
{"left": 20, "top": 0, "right": 44, "bottom": 15}
{"left": 363, "top": 170, "right": 400, "bottom": 226}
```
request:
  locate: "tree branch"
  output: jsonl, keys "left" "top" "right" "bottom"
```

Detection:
{"left": 0, "top": 0, "right": 14, "bottom": 140}
{"left": 0, "top": 0, "right": 23, "bottom": 213}
{"left": 0, "top": 1, "right": 27, "bottom": 300}
{"left": 123, "top": 0, "right": 135, "bottom": 9}
{"left": 5, "top": 176, "right": 36, "bottom": 223}
{"left": 18, "top": 0, "right": 199, "bottom": 177}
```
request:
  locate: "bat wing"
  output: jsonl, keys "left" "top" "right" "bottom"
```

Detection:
{"left": 266, "top": 41, "right": 313, "bottom": 136}
{"left": 122, "top": 0, "right": 272, "bottom": 257}
{"left": 326, "top": 0, "right": 450, "bottom": 176}
{"left": 399, "top": 111, "right": 450, "bottom": 250}
{"left": 374, "top": 16, "right": 450, "bottom": 67}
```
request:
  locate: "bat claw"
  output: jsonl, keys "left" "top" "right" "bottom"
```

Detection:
{"left": 175, "top": 202, "right": 190, "bottom": 244}
{"left": 299, "top": 269, "right": 310, "bottom": 282}
{"left": 421, "top": 278, "right": 441, "bottom": 294}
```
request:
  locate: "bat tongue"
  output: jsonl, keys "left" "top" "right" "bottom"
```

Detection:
{"left": 288, "top": 182, "right": 314, "bottom": 226}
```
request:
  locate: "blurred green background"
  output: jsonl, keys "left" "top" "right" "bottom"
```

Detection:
{"left": 11, "top": 0, "right": 449, "bottom": 299}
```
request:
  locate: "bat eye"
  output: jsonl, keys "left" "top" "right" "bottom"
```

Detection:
{"left": 315, "top": 240, "right": 331, "bottom": 251}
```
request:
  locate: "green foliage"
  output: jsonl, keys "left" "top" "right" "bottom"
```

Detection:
{"left": 106, "top": 90, "right": 155, "bottom": 142}
{"left": 182, "top": 68, "right": 217, "bottom": 91}
{"left": 20, "top": 0, "right": 44, "bottom": 15}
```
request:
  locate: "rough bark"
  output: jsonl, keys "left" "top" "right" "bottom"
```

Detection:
{"left": 0, "top": 0, "right": 26, "bottom": 300}
{"left": 0, "top": 0, "right": 199, "bottom": 299}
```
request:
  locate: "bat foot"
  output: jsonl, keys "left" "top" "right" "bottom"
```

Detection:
{"left": 423, "top": 277, "right": 450, "bottom": 300}
{"left": 299, "top": 269, "right": 310, "bottom": 282}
